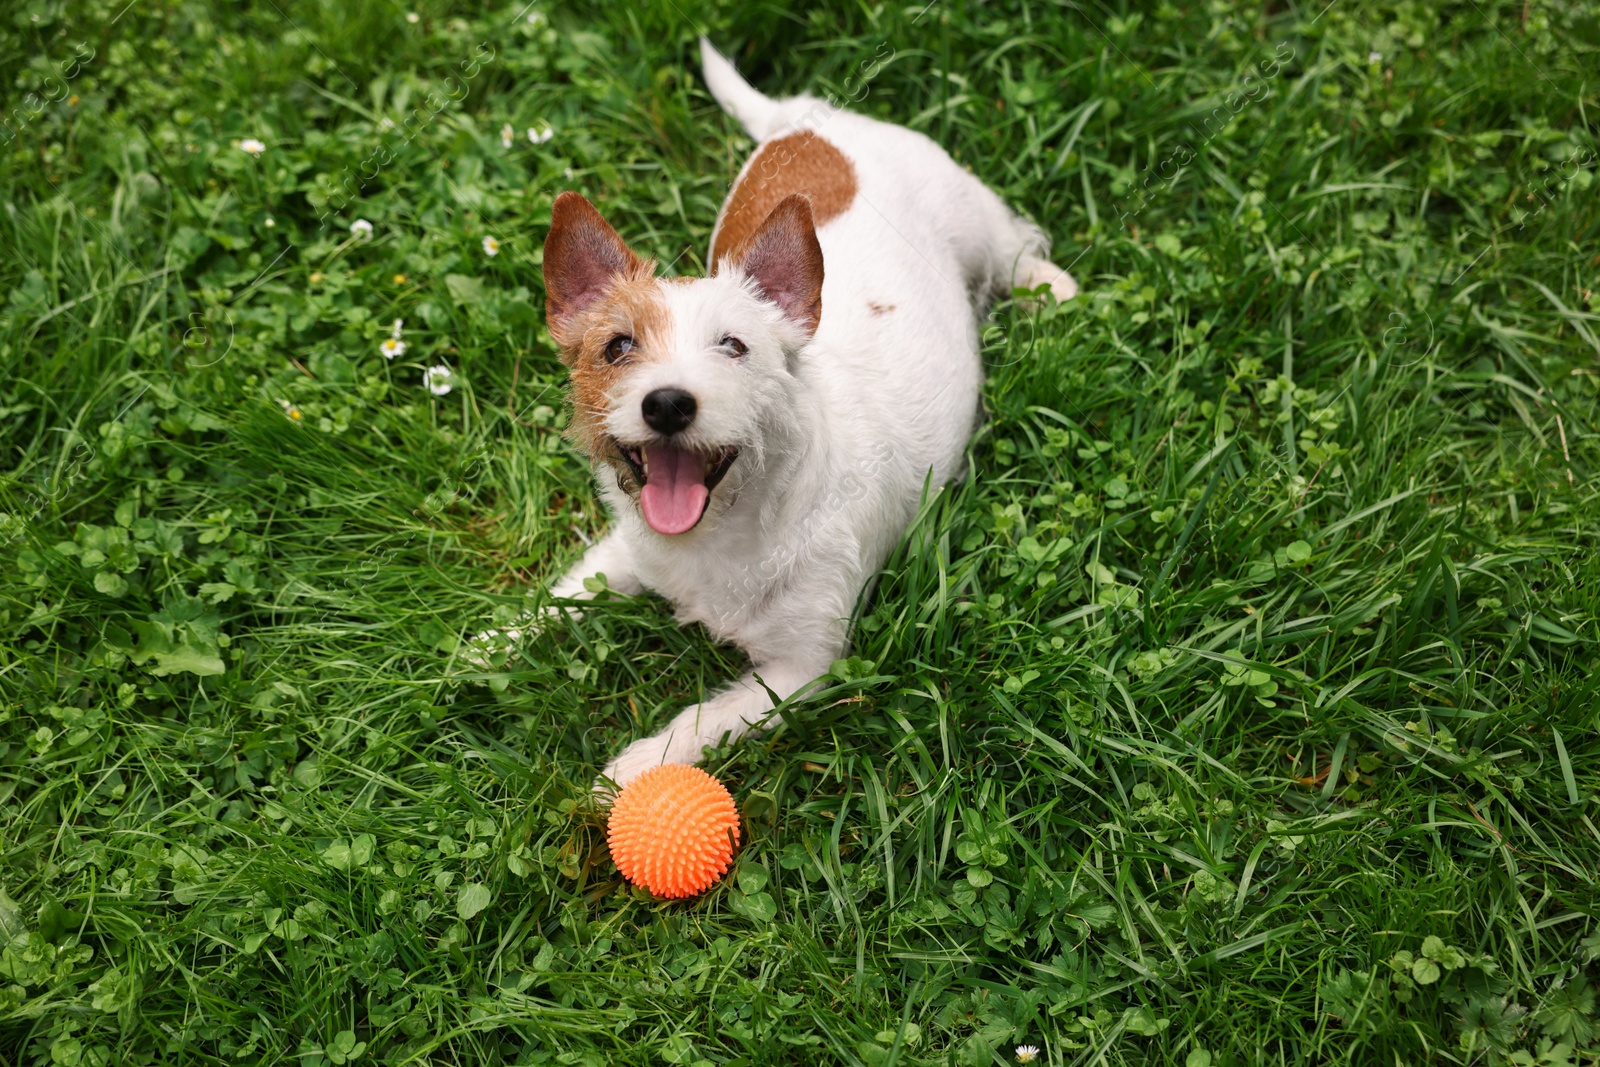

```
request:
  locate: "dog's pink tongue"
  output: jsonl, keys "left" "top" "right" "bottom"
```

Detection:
{"left": 639, "top": 444, "right": 708, "bottom": 535}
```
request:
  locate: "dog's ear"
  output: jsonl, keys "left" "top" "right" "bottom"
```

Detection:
{"left": 725, "top": 194, "right": 824, "bottom": 337}
{"left": 543, "top": 191, "right": 645, "bottom": 334}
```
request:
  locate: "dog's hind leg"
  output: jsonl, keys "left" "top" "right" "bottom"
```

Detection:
{"left": 945, "top": 170, "right": 1078, "bottom": 304}
{"left": 1012, "top": 252, "right": 1079, "bottom": 303}
{"left": 985, "top": 210, "right": 1078, "bottom": 304}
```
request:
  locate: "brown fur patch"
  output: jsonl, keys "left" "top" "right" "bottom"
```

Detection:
{"left": 867, "top": 302, "right": 895, "bottom": 316}
{"left": 545, "top": 191, "right": 645, "bottom": 333}
{"left": 710, "top": 132, "right": 856, "bottom": 267}
{"left": 553, "top": 267, "right": 672, "bottom": 465}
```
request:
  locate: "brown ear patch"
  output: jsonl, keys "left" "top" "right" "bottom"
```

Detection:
{"left": 544, "top": 191, "right": 647, "bottom": 336}
{"left": 727, "top": 195, "right": 824, "bottom": 335}
{"left": 710, "top": 131, "right": 856, "bottom": 267}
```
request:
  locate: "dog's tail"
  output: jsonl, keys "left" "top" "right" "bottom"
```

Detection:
{"left": 700, "top": 38, "right": 785, "bottom": 141}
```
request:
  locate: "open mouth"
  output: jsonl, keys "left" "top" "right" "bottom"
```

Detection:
{"left": 616, "top": 441, "right": 739, "bottom": 536}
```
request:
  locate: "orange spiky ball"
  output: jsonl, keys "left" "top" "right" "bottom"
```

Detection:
{"left": 606, "top": 765, "right": 740, "bottom": 898}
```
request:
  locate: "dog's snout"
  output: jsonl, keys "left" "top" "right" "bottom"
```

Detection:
{"left": 641, "top": 388, "right": 697, "bottom": 435}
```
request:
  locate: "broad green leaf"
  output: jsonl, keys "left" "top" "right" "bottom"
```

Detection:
{"left": 322, "top": 840, "right": 352, "bottom": 871}
{"left": 93, "top": 570, "right": 128, "bottom": 596}
{"left": 350, "top": 833, "right": 376, "bottom": 866}
{"left": 731, "top": 890, "right": 778, "bottom": 923}
{"left": 1123, "top": 1006, "right": 1169, "bottom": 1036}
{"left": 955, "top": 835, "right": 984, "bottom": 864}
{"left": 1412, "top": 957, "right": 1441, "bottom": 985}
{"left": 457, "top": 883, "right": 492, "bottom": 920}
{"left": 445, "top": 273, "right": 487, "bottom": 305}
{"left": 738, "top": 866, "right": 768, "bottom": 894}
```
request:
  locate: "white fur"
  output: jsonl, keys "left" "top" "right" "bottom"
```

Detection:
{"left": 474, "top": 42, "right": 1077, "bottom": 791}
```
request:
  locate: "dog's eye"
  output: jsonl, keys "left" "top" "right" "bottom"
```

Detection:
{"left": 719, "top": 335, "right": 748, "bottom": 357}
{"left": 604, "top": 335, "right": 636, "bottom": 364}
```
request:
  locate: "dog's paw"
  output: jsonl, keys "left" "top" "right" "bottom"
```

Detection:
{"left": 459, "top": 625, "right": 524, "bottom": 670}
{"left": 1016, "top": 260, "right": 1078, "bottom": 305}
{"left": 460, "top": 606, "right": 572, "bottom": 671}
{"left": 593, "top": 736, "right": 681, "bottom": 798}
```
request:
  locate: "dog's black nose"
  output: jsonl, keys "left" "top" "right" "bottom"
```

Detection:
{"left": 641, "top": 388, "right": 697, "bottom": 435}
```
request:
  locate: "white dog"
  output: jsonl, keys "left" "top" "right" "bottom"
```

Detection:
{"left": 483, "top": 40, "right": 1075, "bottom": 790}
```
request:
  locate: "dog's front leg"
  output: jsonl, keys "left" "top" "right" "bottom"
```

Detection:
{"left": 544, "top": 532, "right": 643, "bottom": 601}
{"left": 598, "top": 656, "right": 830, "bottom": 791}
{"left": 464, "top": 533, "right": 641, "bottom": 667}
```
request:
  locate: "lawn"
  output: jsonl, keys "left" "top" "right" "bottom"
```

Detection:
{"left": 2, "top": 0, "right": 1598, "bottom": 1064}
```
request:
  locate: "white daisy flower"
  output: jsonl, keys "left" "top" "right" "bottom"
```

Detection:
{"left": 424, "top": 364, "right": 454, "bottom": 396}
{"left": 500, "top": 123, "right": 514, "bottom": 149}
{"left": 1368, "top": 51, "right": 1382, "bottom": 63}
{"left": 527, "top": 125, "right": 553, "bottom": 145}
{"left": 390, "top": 318, "right": 404, "bottom": 338}
{"left": 350, "top": 218, "right": 374, "bottom": 240}
{"left": 238, "top": 138, "right": 266, "bottom": 157}
{"left": 277, "top": 398, "right": 303, "bottom": 422}
{"left": 380, "top": 337, "right": 407, "bottom": 359}
{"left": 1015, "top": 1047, "right": 1040, "bottom": 1065}
{"left": 379, "top": 117, "right": 395, "bottom": 130}
{"left": 482, "top": 235, "right": 500, "bottom": 257}
{"left": 264, "top": 216, "right": 275, "bottom": 227}
{"left": 527, "top": 11, "right": 544, "bottom": 25}
{"left": 405, "top": 11, "right": 420, "bottom": 23}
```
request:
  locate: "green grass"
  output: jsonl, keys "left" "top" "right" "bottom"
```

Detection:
{"left": 2, "top": 0, "right": 1598, "bottom": 1064}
